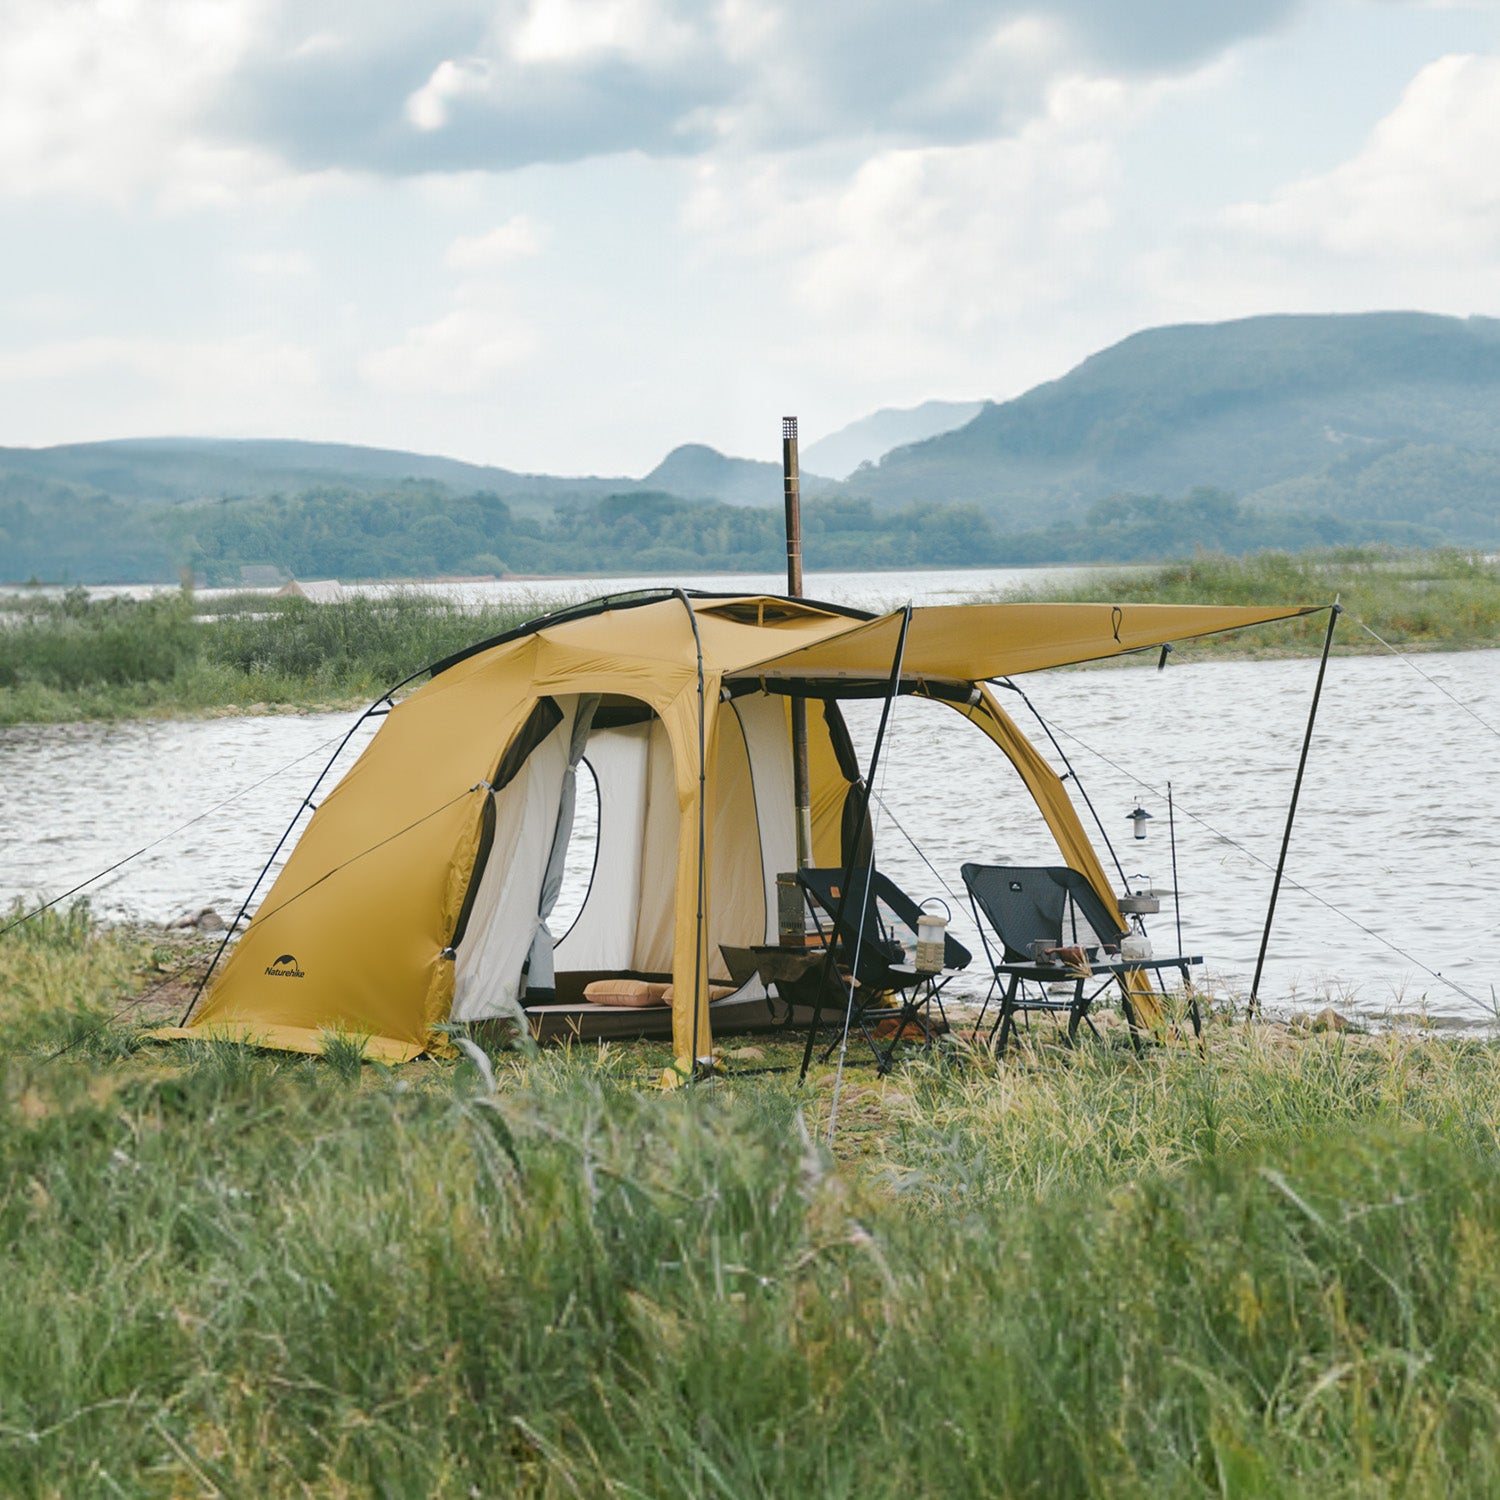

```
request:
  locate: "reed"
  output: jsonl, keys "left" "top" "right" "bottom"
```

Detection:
{"left": 7, "top": 913, "right": 1500, "bottom": 1494}
{"left": 0, "top": 589, "right": 565, "bottom": 726}
{"left": 988, "top": 546, "right": 1500, "bottom": 655}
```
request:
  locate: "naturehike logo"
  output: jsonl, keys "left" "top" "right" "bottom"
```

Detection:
{"left": 265, "top": 953, "right": 305, "bottom": 979}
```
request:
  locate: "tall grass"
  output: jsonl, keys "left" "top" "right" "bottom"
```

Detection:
{"left": 9, "top": 914, "right": 1500, "bottom": 1492}
{"left": 0, "top": 588, "right": 561, "bottom": 725}
{"left": 992, "top": 546, "right": 1500, "bottom": 653}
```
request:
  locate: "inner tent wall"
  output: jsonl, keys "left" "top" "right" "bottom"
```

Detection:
{"left": 453, "top": 691, "right": 802, "bottom": 1022}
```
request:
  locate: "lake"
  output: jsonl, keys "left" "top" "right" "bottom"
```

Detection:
{"left": 2, "top": 569, "right": 1496, "bottom": 1027}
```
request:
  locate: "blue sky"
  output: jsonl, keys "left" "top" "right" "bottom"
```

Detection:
{"left": 0, "top": 0, "right": 1497, "bottom": 476}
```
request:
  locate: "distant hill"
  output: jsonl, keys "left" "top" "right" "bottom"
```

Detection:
{"left": 641, "top": 443, "right": 838, "bottom": 506}
{"left": 4, "top": 310, "right": 1499, "bottom": 584}
{"left": 0, "top": 434, "right": 835, "bottom": 512}
{"left": 0, "top": 437, "right": 633, "bottom": 505}
{"left": 802, "top": 400, "right": 984, "bottom": 479}
{"left": 843, "top": 312, "right": 1500, "bottom": 542}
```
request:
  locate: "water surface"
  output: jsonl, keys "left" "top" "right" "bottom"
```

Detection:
{"left": 2, "top": 575, "right": 1495, "bottom": 1026}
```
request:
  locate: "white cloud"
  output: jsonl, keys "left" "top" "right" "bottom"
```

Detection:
{"left": 229, "top": 248, "right": 316, "bottom": 279}
{"left": 445, "top": 216, "right": 544, "bottom": 270}
{"left": 0, "top": 332, "right": 324, "bottom": 442}
{"left": 508, "top": 0, "right": 698, "bottom": 66}
{"left": 0, "top": 0, "right": 281, "bottom": 204}
{"left": 685, "top": 75, "right": 1138, "bottom": 385}
{"left": 360, "top": 308, "right": 537, "bottom": 395}
{"left": 362, "top": 220, "right": 545, "bottom": 395}
{"left": 1223, "top": 53, "right": 1500, "bottom": 259}
{"left": 405, "top": 57, "right": 495, "bottom": 133}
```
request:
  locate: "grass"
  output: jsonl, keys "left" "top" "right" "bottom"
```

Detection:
{"left": 986, "top": 546, "right": 1500, "bottom": 656}
{"left": 1, "top": 549, "right": 1495, "bottom": 726}
{"left": 0, "top": 587, "right": 567, "bottom": 726}
{"left": 8, "top": 907, "right": 1500, "bottom": 1493}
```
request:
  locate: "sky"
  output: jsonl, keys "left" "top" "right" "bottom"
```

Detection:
{"left": 1, "top": 0, "right": 1498, "bottom": 478}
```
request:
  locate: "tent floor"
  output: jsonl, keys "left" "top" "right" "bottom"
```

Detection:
{"left": 524, "top": 995, "right": 825, "bottom": 1044}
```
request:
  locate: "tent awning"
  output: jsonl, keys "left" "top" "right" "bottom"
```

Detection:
{"left": 731, "top": 601, "right": 1324, "bottom": 683}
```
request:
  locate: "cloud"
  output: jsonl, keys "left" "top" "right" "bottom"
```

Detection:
{"left": 361, "top": 219, "right": 543, "bottom": 394}
{"left": 1224, "top": 53, "right": 1500, "bottom": 259}
{"left": 202, "top": 0, "right": 1306, "bottom": 178}
{"left": 0, "top": 0, "right": 1313, "bottom": 197}
{"left": 0, "top": 333, "right": 324, "bottom": 444}
{"left": 0, "top": 0, "right": 282, "bottom": 204}
{"left": 683, "top": 74, "right": 1138, "bottom": 387}
{"left": 1123, "top": 50, "right": 1500, "bottom": 328}
{"left": 446, "top": 216, "right": 545, "bottom": 269}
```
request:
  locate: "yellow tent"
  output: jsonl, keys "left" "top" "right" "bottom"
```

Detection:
{"left": 168, "top": 591, "right": 1317, "bottom": 1065}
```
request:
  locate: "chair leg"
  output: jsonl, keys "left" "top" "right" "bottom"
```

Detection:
{"left": 974, "top": 976, "right": 999, "bottom": 1037}
{"left": 1180, "top": 965, "right": 1203, "bottom": 1043}
{"left": 988, "top": 976, "right": 1021, "bottom": 1056}
{"left": 997, "top": 1010, "right": 1015, "bottom": 1055}
{"left": 1065, "top": 979, "right": 1087, "bottom": 1045}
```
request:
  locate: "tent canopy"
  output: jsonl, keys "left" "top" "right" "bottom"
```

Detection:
{"left": 170, "top": 590, "right": 1320, "bottom": 1065}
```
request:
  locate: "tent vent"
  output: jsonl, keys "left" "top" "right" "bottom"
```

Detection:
{"left": 699, "top": 599, "right": 827, "bottom": 627}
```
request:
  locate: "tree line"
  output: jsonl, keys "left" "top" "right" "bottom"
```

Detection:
{"left": 0, "top": 477, "right": 1440, "bottom": 585}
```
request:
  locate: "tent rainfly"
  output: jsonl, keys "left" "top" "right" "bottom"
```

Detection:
{"left": 168, "top": 591, "right": 1318, "bottom": 1067}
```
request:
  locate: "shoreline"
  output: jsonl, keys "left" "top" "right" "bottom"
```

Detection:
{"left": 2, "top": 547, "right": 1496, "bottom": 726}
{"left": 4, "top": 635, "right": 1497, "bottom": 729}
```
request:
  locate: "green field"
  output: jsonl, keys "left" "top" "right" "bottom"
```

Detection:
{"left": 7, "top": 906, "right": 1500, "bottom": 1495}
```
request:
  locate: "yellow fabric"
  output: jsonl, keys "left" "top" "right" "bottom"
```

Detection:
{"left": 740, "top": 601, "right": 1318, "bottom": 683}
{"left": 181, "top": 594, "right": 1318, "bottom": 1065}
{"left": 153, "top": 1022, "right": 426, "bottom": 1064}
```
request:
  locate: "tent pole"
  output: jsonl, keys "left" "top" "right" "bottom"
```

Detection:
{"left": 672, "top": 589, "right": 711, "bottom": 1077}
{"left": 799, "top": 604, "right": 912, "bottom": 1084}
{"left": 1248, "top": 603, "right": 1340, "bottom": 1018}
{"left": 783, "top": 417, "right": 814, "bottom": 868}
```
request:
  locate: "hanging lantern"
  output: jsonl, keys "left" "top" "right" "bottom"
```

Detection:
{"left": 1128, "top": 804, "right": 1153, "bottom": 841}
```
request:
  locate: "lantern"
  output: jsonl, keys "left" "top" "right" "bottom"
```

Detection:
{"left": 1128, "top": 804, "right": 1153, "bottom": 841}
{"left": 915, "top": 898, "right": 950, "bottom": 973}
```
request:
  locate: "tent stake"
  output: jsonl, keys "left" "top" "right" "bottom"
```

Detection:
{"left": 799, "top": 604, "right": 912, "bottom": 1084}
{"left": 1248, "top": 603, "right": 1340, "bottom": 1018}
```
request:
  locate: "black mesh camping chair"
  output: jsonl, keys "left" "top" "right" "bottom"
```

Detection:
{"left": 961, "top": 863, "right": 1201, "bottom": 1053}
{"left": 797, "top": 866, "right": 971, "bottom": 1071}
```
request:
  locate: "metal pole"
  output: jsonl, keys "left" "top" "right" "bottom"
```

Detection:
{"left": 1168, "top": 780, "right": 1182, "bottom": 957}
{"left": 1248, "top": 603, "right": 1341, "bottom": 1017}
{"left": 783, "top": 416, "right": 814, "bottom": 868}
{"left": 799, "top": 605, "right": 913, "bottom": 1084}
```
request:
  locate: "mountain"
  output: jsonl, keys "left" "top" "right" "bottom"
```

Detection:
{"left": 641, "top": 443, "right": 835, "bottom": 506}
{"left": 842, "top": 312, "right": 1500, "bottom": 541}
{"left": 0, "top": 437, "right": 633, "bottom": 505}
{"left": 0, "top": 435, "right": 832, "bottom": 511}
{"left": 5, "top": 310, "right": 1499, "bottom": 586}
{"left": 802, "top": 399, "right": 984, "bottom": 479}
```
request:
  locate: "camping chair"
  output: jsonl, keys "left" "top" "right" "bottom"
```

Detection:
{"left": 961, "top": 863, "right": 1202, "bottom": 1054}
{"left": 797, "top": 866, "right": 971, "bottom": 1072}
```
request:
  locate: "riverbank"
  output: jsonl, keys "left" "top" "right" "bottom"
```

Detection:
{"left": 1, "top": 548, "right": 1495, "bottom": 726}
{"left": 0, "top": 588, "right": 559, "bottom": 727}
{"left": 984, "top": 545, "right": 1500, "bottom": 656}
{"left": 7, "top": 905, "right": 1500, "bottom": 1493}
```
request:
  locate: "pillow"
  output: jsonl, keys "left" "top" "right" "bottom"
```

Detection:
{"left": 660, "top": 983, "right": 737, "bottom": 1003}
{"left": 583, "top": 979, "right": 668, "bottom": 1008}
